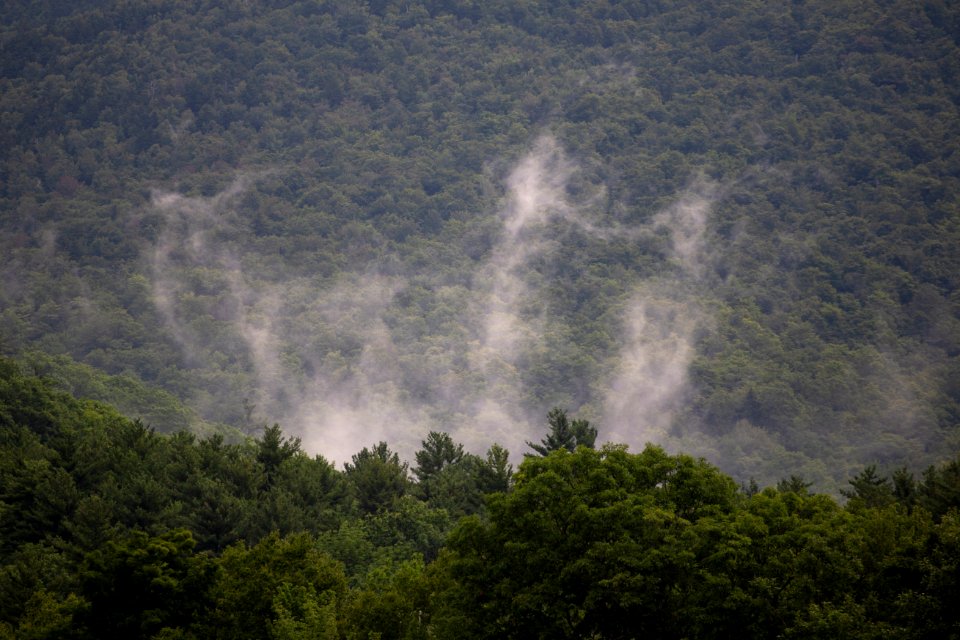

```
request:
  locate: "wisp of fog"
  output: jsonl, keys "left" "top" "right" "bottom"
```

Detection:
{"left": 145, "top": 138, "right": 723, "bottom": 466}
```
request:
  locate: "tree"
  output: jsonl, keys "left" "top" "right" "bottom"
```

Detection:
{"left": 269, "top": 582, "right": 338, "bottom": 640}
{"left": 420, "top": 456, "right": 486, "bottom": 518}
{"left": 0, "top": 589, "right": 84, "bottom": 640}
{"left": 413, "top": 431, "right": 464, "bottom": 484}
{"left": 256, "top": 424, "right": 301, "bottom": 486}
{"left": 413, "top": 432, "right": 497, "bottom": 516}
{"left": 340, "top": 559, "right": 432, "bottom": 640}
{"left": 526, "top": 408, "right": 597, "bottom": 456}
{"left": 0, "top": 542, "right": 78, "bottom": 634}
{"left": 437, "top": 445, "right": 739, "bottom": 639}
{"left": 891, "top": 466, "right": 917, "bottom": 509}
{"left": 776, "top": 475, "right": 813, "bottom": 495}
{"left": 842, "top": 465, "right": 894, "bottom": 509}
{"left": 343, "top": 442, "right": 409, "bottom": 514}
{"left": 202, "top": 532, "right": 347, "bottom": 640}
{"left": 477, "top": 443, "right": 513, "bottom": 494}
{"left": 77, "top": 528, "right": 213, "bottom": 639}
{"left": 918, "top": 456, "right": 960, "bottom": 520}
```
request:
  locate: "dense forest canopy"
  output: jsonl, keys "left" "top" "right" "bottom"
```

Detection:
{"left": 1, "top": 0, "right": 959, "bottom": 492}
{"left": 1, "top": 360, "right": 959, "bottom": 638}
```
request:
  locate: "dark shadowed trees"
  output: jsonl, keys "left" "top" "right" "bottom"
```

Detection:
{"left": 343, "top": 442, "right": 410, "bottom": 514}
{"left": 526, "top": 407, "right": 597, "bottom": 456}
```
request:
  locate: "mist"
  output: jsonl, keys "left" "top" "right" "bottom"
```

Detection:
{"left": 600, "top": 182, "right": 716, "bottom": 451}
{"left": 481, "top": 135, "right": 573, "bottom": 357}
{"left": 149, "top": 185, "right": 425, "bottom": 463}
{"left": 461, "top": 136, "right": 577, "bottom": 454}
{"left": 144, "top": 139, "right": 725, "bottom": 467}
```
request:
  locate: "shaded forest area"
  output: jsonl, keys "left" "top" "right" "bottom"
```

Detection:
{"left": 4, "top": 3, "right": 960, "bottom": 636}
{"left": 1, "top": 1, "right": 959, "bottom": 486}
{"left": 2, "top": 360, "right": 960, "bottom": 638}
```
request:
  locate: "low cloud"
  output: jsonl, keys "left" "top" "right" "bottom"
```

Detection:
{"left": 601, "top": 292, "right": 700, "bottom": 446}
{"left": 143, "top": 147, "right": 724, "bottom": 467}
{"left": 601, "top": 179, "right": 718, "bottom": 452}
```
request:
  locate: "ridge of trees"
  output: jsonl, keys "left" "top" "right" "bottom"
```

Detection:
{"left": 2, "top": 357, "right": 960, "bottom": 638}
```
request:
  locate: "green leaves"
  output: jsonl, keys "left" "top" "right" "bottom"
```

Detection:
{"left": 78, "top": 528, "right": 212, "bottom": 639}
{"left": 256, "top": 424, "right": 302, "bottom": 486}
{"left": 441, "top": 445, "right": 739, "bottom": 639}
{"left": 344, "top": 442, "right": 410, "bottom": 515}
{"left": 2, "top": 0, "right": 959, "bottom": 494}
{"left": 2, "top": 357, "right": 960, "bottom": 638}
{"left": 526, "top": 408, "right": 596, "bottom": 456}
{"left": 269, "top": 582, "right": 338, "bottom": 640}
{"left": 413, "top": 431, "right": 464, "bottom": 484}
{"left": 204, "top": 532, "right": 347, "bottom": 640}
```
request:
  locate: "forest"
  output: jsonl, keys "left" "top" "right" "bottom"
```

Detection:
{"left": 1, "top": 359, "right": 959, "bottom": 638}
{"left": 1, "top": 0, "right": 958, "bottom": 491}
{"left": 1, "top": 0, "right": 959, "bottom": 635}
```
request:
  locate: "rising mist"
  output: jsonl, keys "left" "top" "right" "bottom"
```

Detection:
{"left": 145, "top": 138, "right": 727, "bottom": 467}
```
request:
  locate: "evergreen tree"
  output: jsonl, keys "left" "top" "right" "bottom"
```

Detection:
{"left": 526, "top": 408, "right": 597, "bottom": 456}
{"left": 918, "top": 456, "right": 960, "bottom": 520}
{"left": 343, "top": 442, "right": 409, "bottom": 514}
{"left": 413, "top": 431, "right": 464, "bottom": 484}
{"left": 478, "top": 443, "right": 513, "bottom": 494}
{"left": 842, "top": 465, "right": 895, "bottom": 509}
{"left": 256, "top": 424, "right": 301, "bottom": 486}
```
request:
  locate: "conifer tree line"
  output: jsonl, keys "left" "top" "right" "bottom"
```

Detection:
{"left": 2, "top": 359, "right": 959, "bottom": 638}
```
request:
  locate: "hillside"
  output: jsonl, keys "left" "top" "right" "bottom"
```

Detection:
{"left": 2, "top": 0, "right": 959, "bottom": 490}
{"left": 1, "top": 360, "right": 959, "bottom": 638}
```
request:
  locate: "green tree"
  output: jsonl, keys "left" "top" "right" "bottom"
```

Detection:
{"left": 0, "top": 589, "right": 85, "bottom": 640}
{"left": 0, "top": 543, "right": 78, "bottom": 634}
{"left": 77, "top": 528, "right": 213, "bottom": 639}
{"left": 477, "top": 443, "right": 513, "bottom": 494}
{"left": 891, "top": 466, "right": 917, "bottom": 509}
{"left": 777, "top": 474, "right": 813, "bottom": 495}
{"left": 437, "top": 445, "right": 738, "bottom": 639}
{"left": 418, "top": 456, "right": 486, "bottom": 517}
{"left": 413, "top": 431, "right": 464, "bottom": 484}
{"left": 341, "top": 559, "right": 432, "bottom": 640}
{"left": 918, "top": 455, "right": 960, "bottom": 520}
{"left": 343, "top": 442, "right": 409, "bottom": 514}
{"left": 269, "top": 582, "right": 338, "bottom": 640}
{"left": 924, "top": 512, "right": 960, "bottom": 636}
{"left": 842, "top": 465, "right": 895, "bottom": 510}
{"left": 708, "top": 490, "right": 865, "bottom": 639}
{"left": 257, "top": 424, "right": 301, "bottom": 486}
{"left": 413, "top": 432, "right": 468, "bottom": 508}
{"left": 526, "top": 408, "right": 597, "bottom": 456}
{"left": 203, "top": 532, "right": 347, "bottom": 640}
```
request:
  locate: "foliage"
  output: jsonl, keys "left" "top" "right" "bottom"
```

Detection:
{"left": 202, "top": 532, "right": 347, "bottom": 640}
{"left": 0, "top": 0, "right": 957, "bottom": 492}
{"left": 436, "top": 447, "right": 960, "bottom": 639}
{"left": 526, "top": 407, "right": 597, "bottom": 456}
{"left": 3, "top": 0, "right": 960, "bottom": 633}
{"left": 413, "top": 431, "right": 463, "bottom": 485}
{"left": 77, "top": 528, "right": 213, "bottom": 639}
{"left": 1, "top": 361, "right": 959, "bottom": 637}
{"left": 343, "top": 442, "right": 410, "bottom": 515}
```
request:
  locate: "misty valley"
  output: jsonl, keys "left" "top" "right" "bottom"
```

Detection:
{"left": 2, "top": 0, "right": 960, "bottom": 637}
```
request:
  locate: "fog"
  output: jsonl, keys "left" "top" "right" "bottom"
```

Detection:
{"left": 145, "top": 138, "right": 723, "bottom": 466}
{"left": 601, "top": 183, "right": 715, "bottom": 450}
{"left": 462, "top": 136, "right": 576, "bottom": 454}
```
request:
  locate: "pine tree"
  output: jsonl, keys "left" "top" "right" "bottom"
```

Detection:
{"left": 526, "top": 408, "right": 597, "bottom": 456}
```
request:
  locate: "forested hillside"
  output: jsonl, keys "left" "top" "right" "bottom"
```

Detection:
{"left": 2, "top": 0, "right": 959, "bottom": 490}
{"left": 2, "top": 360, "right": 959, "bottom": 638}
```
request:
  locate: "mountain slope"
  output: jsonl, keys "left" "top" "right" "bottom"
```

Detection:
{"left": 1, "top": 0, "right": 958, "bottom": 490}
